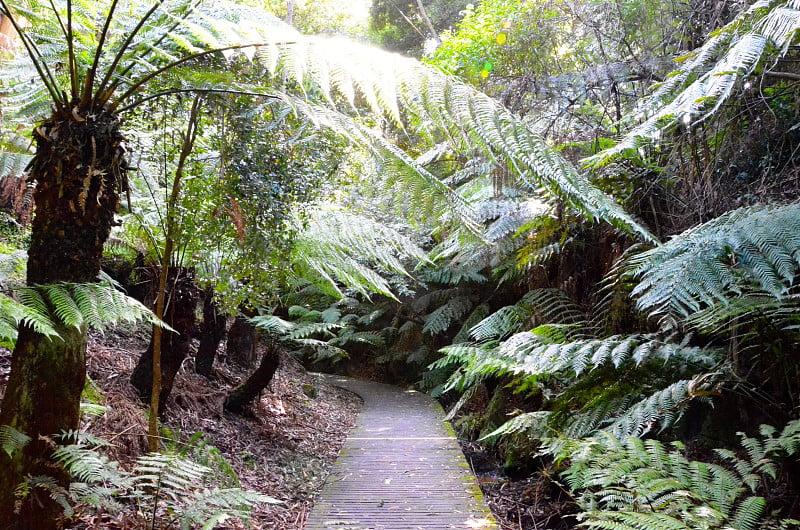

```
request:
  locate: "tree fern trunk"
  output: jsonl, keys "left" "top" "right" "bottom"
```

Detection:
{"left": 227, "top": 307, "right": 258, "bottom": 368}
{"left": 224, "top": 343, "right": 281, "bottom": 413}
{"left": 196, "top": 289, "right": 227, "bottom": 378}
{"left": 130, "top": 267, "right": 199, "bottom": 415}
{"left": 0, "top": 108, "right": 124, "bottom": 527}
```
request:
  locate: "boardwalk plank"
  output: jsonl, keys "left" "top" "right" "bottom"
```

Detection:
{"left": 305, "top": 376, "right": 497, "bottom": 530}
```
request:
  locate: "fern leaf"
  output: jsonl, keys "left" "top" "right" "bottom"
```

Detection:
{"left": 579, "top": 511, "right": 691, "bottom": 529}
{"left": 422, "top": 295, "right": 474, "bottom": 335}
{"left": 605, "top": 379, "right": 695, "bottom": 437}
{"left": 728, "top": 496, "right": 766, "bottom": 530}
{"left": 249, "top": 315, "right": 295, "bottom": 336}
{"left": 0, "top": 425, "right": 31, "bottom": 458}
{"left": 480, "top": 411, "right": 552, "bottom": 442}
{"left": 629, "top": 204, "right": 800, "bottom": 320}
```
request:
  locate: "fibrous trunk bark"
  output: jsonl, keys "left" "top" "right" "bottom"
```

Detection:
{"left": 226, "top": 307, "right": 258, "bottom": 368}
{"left": 224, "top": 343, "right": 281, "bottom": 413}
{"left": 130, "top": 267, "right": 199, "bottom": 415}
{"left": 0, "top": 108, "right": 124, "bottom": 528}
{"left": 195, "top": 289, "right": 227, "bottom": 378}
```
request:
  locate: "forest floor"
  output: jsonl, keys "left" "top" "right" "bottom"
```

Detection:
{"left": 0, "top": 324, "right": 575, "bottom": 529}
{"left": 0, "top": 324, "right": 361, "bottom": 529}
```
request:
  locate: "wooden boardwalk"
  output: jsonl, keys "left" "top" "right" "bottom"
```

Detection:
{"left": 305, "top": 376, "right": 497, "bottom": 530}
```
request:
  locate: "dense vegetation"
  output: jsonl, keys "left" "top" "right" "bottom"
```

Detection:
{"left": 1, "top": 0, "right": 800, "bottom": 528}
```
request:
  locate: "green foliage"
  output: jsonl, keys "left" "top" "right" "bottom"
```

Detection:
{"left": 628, "top": 203, "right": 800, "bottom": 321}
{"left": 0, "top": 425, "right": 31, "bottom": 459}
{"left": 290, "top": 206, "right": 428, "bottom": 300}
{"left": 251, "top": 298, "right": 390, "bottom": 364}
{"left": 561, "top": 420, "right": 800, "bottom": 529}
{"left": 588, "top": 0, "right": 800, "bottom": 166}
{"left": 369, "top": 0, "right": 470, "bottom": 55}
{"left": 469, "top": 288, "right": 585, "bottom": 341}
{"left": 0, "top": 279, "right": 164, "bottom": 345}
{"left": 48, "top": 438, "right": 280, "bottom": 528}
{"left": 22, "top": 281, "right": 164, "bottom": 333}
{"left": 431, "top": 0, "right": 567, "bottom": 83}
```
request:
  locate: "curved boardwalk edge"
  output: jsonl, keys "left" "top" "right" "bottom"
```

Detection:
{"left": 305, "top": 375, "right": 497, "bottom": 530}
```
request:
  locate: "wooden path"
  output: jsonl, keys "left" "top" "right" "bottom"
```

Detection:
{"left": 305, "top": 375, "right": 497, "bottom": 530}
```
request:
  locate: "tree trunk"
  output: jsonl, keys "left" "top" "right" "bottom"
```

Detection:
{"left": 224, "top": 343, "right": 281, "bottom": 413}
{"left": 226, "top": 307, "right": 258, "bottom": 368}
{"left": 415, "top": 0, "right": 440, "bottom": 45}
{"left": 196, "top": 289, "right": 227, "bottom": 377}
{"left": 0, "top": 174, "right": 32, "bottom": 226}
{"left": 0, "top": 108, "right": 124, "bottom": 527}
{"left": 130, "top": 267, "right": 199, "bottom": 415}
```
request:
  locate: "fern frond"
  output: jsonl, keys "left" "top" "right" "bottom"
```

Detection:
{"left": 53, "top": 444, "right": 125, "bottom": 487}
{"left": 629, "top": 204, "right": 800, "bottom": 320}
{"left": 469, "top": 288, "right": 586, "bottom": 341}
{"left": 286, "top": 321, "right": 342, "bottom": 340}
{"left": 291, "top": 206, "right": 427, "bottom": 300}
{"left": 181, "top": 487, "right": 280, "bottom": 528}
{"left": 22, "top": 281, "right": 167, "bottom": 332}
{"left": 329, "top": 330, "right": 385, "bottom": 348}
{"left": 480, "top": 411, "right": 552, "bottom": 441}
{"left": 605, "top": 379, "right": 697, "bottom": 437}
{"left": 0, "top": 292, "right": 58, "bottom": 342}
{"left": 0, "top": 425, "right": 31, "bottom": 458}
{"left": 249, "top": 315, "right": 295, "bottom": 336}
{"left": 419, "top": 266, "right": 488, "bottom": 285}
{"left": 132, "top": 452, "right": 209, "bottom": 499}
{"left": 435, "top": 342, "right": 510, "bottom": 393}
{"left": 452, "top": 303, "right": 491, "bottom": 344}
{"left": 496, "top": 332, "right": 717, "bottom": 378}
{"left": 578, "top": 511, "right": 692, "bottom": 529}
{"left": 422, "top": 295, "right": 474, "bottom": 335}
{"left": 728, "top": 496, "right": 767, "bottom": 530}
{"left": 175, "top": 9, "right": 655, "bottom": 241}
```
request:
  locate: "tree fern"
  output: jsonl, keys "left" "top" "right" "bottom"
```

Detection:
{"left": 628, "top": 203, "right": 800, "bottom": 320}
{"left": 177, "top": 5, "right": 655, "bottom": 241}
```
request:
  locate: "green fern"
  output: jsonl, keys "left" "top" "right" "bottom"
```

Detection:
{"left": 563, "top": 421, "right": 800, "bottom": 530}
{"left": 0, "top": 291, "right": 58, "bottom": 344}
{"left": 422, "top": 295, "right": 475, "bottom": 335}
{"left": 51, "top": 441, "right": 280, "bottom": 528}
{"left": 15, "top": 281, "right": 167, "bottom": 334}
{"left": 628, "top": 204, "right": 800, "bottom": 320}
{"left": 495, "top": 331, "right": 717, "bottom": 377}
{"left": 469, "top": 288, "right": 587, "bottom": 341}
{"left": 183, "top": 6, "right": 654, "bottom": 240}
{"left": 0, "top": 424, "right": 31, "bottom": 458}
{"left": 290, "top": 207, "right": 427, "bottom": 300}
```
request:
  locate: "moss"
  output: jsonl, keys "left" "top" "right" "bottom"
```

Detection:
{"left": 302, "top": 382, "right": 319, "bottom": 398}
